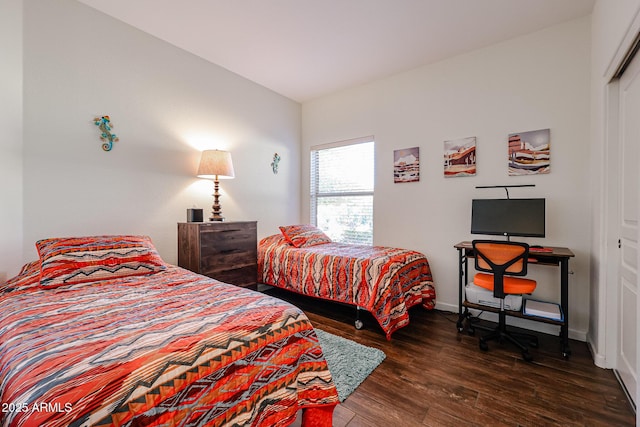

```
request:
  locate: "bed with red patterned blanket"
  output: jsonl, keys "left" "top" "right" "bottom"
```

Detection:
{"left": 258, "top": 226, "right": 437, "bottom": 340}
{"left": 0, "top": 235, "right": 338, "bottom": 427}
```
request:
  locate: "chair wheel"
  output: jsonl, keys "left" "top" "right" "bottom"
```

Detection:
{"left": 562, "top": 344, "right": 572, "bottom": 359}
{"left": 456, "top": 321, "right": 464, "bottom": 333}
{"left": 522, "top": 352, "right": 533, "bottom": 362}
{"left": 479, "top": 340, "right": 489, "bottom": 351}
{"left": 354, "top": 319, "right": 364, "bottom": 330}
{"left": 467, "top": 326, "right": 475, "bottom": 336}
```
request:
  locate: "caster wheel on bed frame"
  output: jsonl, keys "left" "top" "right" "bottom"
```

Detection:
{"left": 354, "top": 319, "right": 364, "bottom": 330}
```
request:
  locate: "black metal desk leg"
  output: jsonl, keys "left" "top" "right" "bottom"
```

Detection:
{"left": 560, "top": 258, "right": 571, "bottom": 358}
{"left": 456, "top": 248, "right": 469, "bottom": 332}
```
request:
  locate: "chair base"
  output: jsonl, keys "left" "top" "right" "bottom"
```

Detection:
{"left": 476, "top": 314, "right": 538, "bottom": 362}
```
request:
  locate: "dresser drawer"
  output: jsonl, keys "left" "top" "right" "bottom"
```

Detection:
{"left": 208, "top": 265, "right": 258, "bottom": 288}
{"left": 200, "top": 224, "right": 257, "bottom": 259}
{"left": 177, "top": 221, "right": 258, "bottom": 289}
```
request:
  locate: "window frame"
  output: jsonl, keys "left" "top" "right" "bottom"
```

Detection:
{"left": 310, "top": 136, "right": 375, "bottom": 245}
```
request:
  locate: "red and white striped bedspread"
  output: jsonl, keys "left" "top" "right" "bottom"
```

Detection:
{"left": 0, "top": 263, "right": 338, "bottom": 427}
{"left": 258, "top": 234, "right": 436, "bottom": 340}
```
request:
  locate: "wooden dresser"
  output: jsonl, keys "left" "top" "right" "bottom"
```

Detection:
{"left": 177, "top": 221, "right": 257, "bottom": 289}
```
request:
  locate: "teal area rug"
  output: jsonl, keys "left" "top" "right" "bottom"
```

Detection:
{"left": 314, "top": 329, "right": 386, "bottom": 402}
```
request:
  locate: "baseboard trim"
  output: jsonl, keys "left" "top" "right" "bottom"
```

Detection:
{"left": 586, "top": 332, "right": 608, "bottom": 369}
{"left": 613, "top": 369, "right": 637, "bottom": 414}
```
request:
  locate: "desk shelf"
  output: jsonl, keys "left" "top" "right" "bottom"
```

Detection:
{"left": 462, "top": 301, "right": 565, "bottom": 326}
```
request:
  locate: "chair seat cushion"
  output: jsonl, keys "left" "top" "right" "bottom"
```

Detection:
{"left": 474, "top": 272, "right": 536, "bottom": 294}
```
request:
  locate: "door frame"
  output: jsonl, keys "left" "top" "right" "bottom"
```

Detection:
{"left": 602, "top": 15, "right": 640, "bottom": 416}
{"left": 603, "top": 79, "right": 620, "bottom": 371}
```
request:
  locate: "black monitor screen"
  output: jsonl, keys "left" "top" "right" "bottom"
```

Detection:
{"left": 471, "top": 198, "right": 545, "bottom": 238}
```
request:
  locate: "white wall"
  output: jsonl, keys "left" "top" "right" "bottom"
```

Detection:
{"left": 0, "top": 0, "right": 24, "bottom": 283}
{"left": 20, "top": 0, "right": 301, "bottom": 267}
{"left": 302, "top": 17, "right": 592, "bottom": 339}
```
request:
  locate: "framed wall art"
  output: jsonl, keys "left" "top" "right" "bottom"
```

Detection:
{"left": 394, "top": 147, "right": 420, "bottom": 183}
{"left": 508, "top": 128, "right": 550, "bottom": 175}
{"left": 444, "top": 136, "right": 476, "bottom": 177}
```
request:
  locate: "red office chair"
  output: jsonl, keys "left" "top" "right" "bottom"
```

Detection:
{"left": 472, "top": 240, "right": 537, "bottom": 361}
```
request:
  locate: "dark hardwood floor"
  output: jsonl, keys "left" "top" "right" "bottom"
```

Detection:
{"left": 262, "top": 288, "right": 636, "bottom": 427}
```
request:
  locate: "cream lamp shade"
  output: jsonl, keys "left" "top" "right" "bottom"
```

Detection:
{"left": 197, "top": 149, "right": 235, "bottom": 179}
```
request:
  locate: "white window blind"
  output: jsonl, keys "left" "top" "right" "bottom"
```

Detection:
{"left": 310, "top": 138, "right": 374, "bottom": 245}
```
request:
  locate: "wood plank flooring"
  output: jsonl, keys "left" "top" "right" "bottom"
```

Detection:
{"left": 262, "top": 288, "right": 636, "bottom": 427}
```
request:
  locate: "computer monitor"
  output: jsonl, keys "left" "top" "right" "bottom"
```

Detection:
{"left": 471, "top": 198, "right": 545, "bottom": 238}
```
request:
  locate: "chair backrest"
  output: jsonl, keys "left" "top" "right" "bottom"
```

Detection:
{"left": 472, "top": 240, "right": 530, "bottom": 298}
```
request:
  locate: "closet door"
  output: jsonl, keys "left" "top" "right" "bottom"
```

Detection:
{"left": 616, "top": 47, "right": 640, "bottom": 406}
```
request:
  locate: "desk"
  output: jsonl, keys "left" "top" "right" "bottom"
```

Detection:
{"left": 454, "top": 241, "right": 575, "bottom": 358}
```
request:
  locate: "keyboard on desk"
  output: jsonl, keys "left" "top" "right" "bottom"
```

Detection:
{"left": 530, "top": 246, "right": 553, "bottom": 253}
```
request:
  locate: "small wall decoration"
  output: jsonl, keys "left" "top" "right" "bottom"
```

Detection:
{"left": 394, "top": 147, "right": 420, "bottom": 183}
{"left": 93, "top": 115, "right": 119, "bottom": 151}
{"left": 271, "top": 152, "right": 281, "bottom": 174}
{"left": 508, "top": 128, "right": 550, "bottom": 175}
{"left": 444, "top": 136, "right": 476, "bottom": 177}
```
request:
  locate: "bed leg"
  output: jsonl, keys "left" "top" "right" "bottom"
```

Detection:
{"left": 355, "top": 306, "right": 364, "bottom": 330}
{"left": 301, "top": 405, "right": 336, "bottom": 427}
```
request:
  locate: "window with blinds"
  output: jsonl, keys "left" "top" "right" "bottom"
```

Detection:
{"left": 310, "top": 138, "right": 374, "bottom": 245}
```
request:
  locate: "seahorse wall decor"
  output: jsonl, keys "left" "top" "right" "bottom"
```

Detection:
{"left": 93, "top": 115, "right": 119, "bottom": 151}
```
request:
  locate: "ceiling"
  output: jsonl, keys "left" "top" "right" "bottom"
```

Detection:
{"left": 77, "top": 0, "right": 595, "bottom": 102}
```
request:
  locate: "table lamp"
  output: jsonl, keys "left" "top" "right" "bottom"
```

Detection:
{"left": 197, "top": 149, "right": 235, "bottom": 221}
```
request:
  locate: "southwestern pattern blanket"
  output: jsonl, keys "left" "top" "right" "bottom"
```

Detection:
{"left": 258, "top": 233, "right": 436, "bottom": 340}
{"left": 0, "top": 260, "right": 338, "bottom": 426}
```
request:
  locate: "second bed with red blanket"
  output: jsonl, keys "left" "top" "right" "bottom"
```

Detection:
{"left": 259, "top": 226, "right": 436, "bottom": 340}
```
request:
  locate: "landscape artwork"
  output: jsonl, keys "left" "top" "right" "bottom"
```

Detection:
{"left": 508, "top": 128, "right": 550, "bottom": 175}
{"left": 444, "top": 137, "right": 476, "bottom": 177}
{"left": 394, "top": 147, "right": 420, "bottom": 183}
